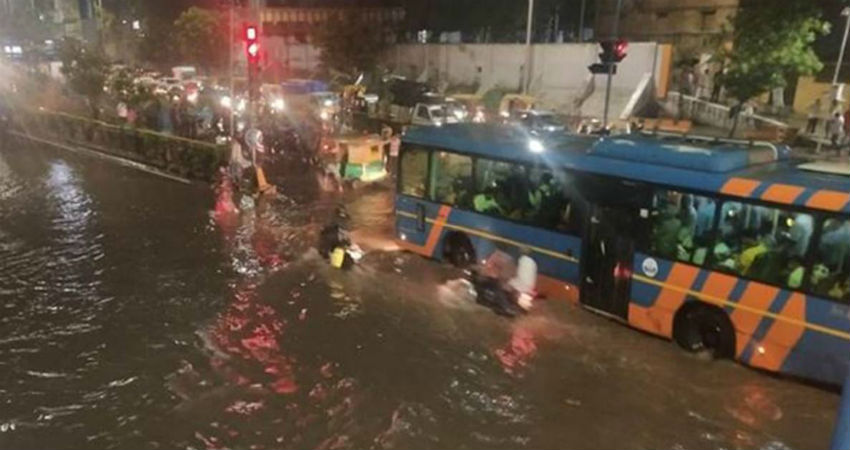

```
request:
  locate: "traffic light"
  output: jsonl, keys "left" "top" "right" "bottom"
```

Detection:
{"left": 599, "top": 39, "right": 628, "bottom": 64}
{"left": 245, "top": 24, "right": 260, "bottom": 102}
{"left": 245, "top": 25, "right": 259, "bottom": 65}
{"left": 590, "top": 39, "right": 628, "bottom": 74}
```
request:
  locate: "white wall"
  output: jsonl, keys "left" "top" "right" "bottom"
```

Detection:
{"left": 389, "top": 42, "right": 664, "bottom": 115}
{"left": 265, "top": 38, "right": 323, "bottom": 75}
{"left": 258, "top": 40, "right": 665, "bottom": 118}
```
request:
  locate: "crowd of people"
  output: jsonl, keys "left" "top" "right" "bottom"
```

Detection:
{"left": 431, "top": 160, "right": 575, "bottom": 231}
{"left": 651, "top": 191, "right": 849, "bottom": 300}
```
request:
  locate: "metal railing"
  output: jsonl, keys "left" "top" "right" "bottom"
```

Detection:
{"left": 666, "top": 91, "right": 789, "bottom": 132}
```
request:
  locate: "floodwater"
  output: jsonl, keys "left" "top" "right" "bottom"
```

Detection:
{"left": 0, "top": 139, "right": 840, "bottom": 450}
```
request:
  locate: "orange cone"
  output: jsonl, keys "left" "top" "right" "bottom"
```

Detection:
{"left": 255, "top": 166, "right": 276, "bottom": 195}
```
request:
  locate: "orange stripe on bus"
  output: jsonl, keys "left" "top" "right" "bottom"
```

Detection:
{"left": 422, "top": 206, "right": 452, "bottom": 257}
{"left": 730, "top": 283, "right": 781, "bottom": 357}
{"left": 536, "top": 275, "right": 579, "bottom": 303}
{"left": 397, "top": 240, "right": 429, "bottom": 257}
{"left": 653, "top": 264, "right": 700, "bottom": 337}
{"left": 748, "top": 293, "right": 807, "bottom": 372}
{"left": 760, "top": 183, "right": 805, "bottom": 205}
{"left": 628, "top": 303, "right": 663, "bottom": 335}
{"left": 698, "top": 272, "right": 738, "bottom": 306}
{"left": 720, "top": 178, "right": 761, "bottom": 197}
{"left": 806, "top": 190, "right": 850, "bottom": 211}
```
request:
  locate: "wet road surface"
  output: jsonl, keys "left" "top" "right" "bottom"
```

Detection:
{"left": 0, "top": 139, "right": 840, "bottom": 449}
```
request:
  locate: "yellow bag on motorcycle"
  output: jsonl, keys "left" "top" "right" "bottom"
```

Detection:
{"left": 330, "top": 247, "right": 346, "bottom": 268}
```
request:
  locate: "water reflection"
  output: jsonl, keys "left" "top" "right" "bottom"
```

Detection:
{"left": 0, "top": 143, "right": 839, "bottom": 450}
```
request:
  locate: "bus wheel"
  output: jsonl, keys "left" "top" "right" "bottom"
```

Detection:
{"left": 444, "top": 233, "right": 475, "bottom": 268}
{"left": 673, "top": 303, "right": 735, "bottom": 359}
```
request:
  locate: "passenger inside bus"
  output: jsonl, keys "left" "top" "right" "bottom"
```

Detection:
{"left": 650, "top": 190, "right": 706, "bottom": 264}
{"left": 811, "top": 218, "right": 850, "bottom": 299}
{"left": 432, "top": 151, "right": 473, "bottom": 207}
{"left": 711, "top": 202, "right": 813, "bottom": 288}
{"left": 400, "top": 146, "right": 429, "bottom": 197}
{"left": 738, "top": 229, "right": 769, "bottom": 275}
{"left": 473, "top": 185, "right": 504, "bottom": 215}
{"left": 694, "top": 197, "right": 716, "bottom": 238}
{"left": 785, "top": 256, "right": 805, "bottom": 289}
{"left": 789, "top": 213, "right": 814, "bottom": 257}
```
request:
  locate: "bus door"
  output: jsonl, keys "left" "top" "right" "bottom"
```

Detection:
{"left": 579, "top": 179, "right": 649, "bottom": 319}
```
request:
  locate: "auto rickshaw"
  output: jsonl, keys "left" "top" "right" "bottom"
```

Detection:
{"left": 320, "top": 133, "right": 388, "bottom": 184}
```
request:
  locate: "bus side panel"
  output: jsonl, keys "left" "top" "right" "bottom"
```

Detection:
{"left": 395, "top": 195, "right": 445, "bottom": 258}
{"left": 776, "top": 299, "right": 850, "bottom": 386}
{"left": 436, "top": 208, "right": 583, "bottom": 301}
{"left": 629, "top": 253, "right": 850, "bottom": 385}
{"left": 628, "top": 254, "right": 678, "bottom": 338}
{"left": 395, "top": 196, "right": 582, "bottom": 300}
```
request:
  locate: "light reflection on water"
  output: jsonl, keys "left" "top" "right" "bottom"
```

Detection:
{"left": 0, "top": 142, "right": 839, "bottom": 450}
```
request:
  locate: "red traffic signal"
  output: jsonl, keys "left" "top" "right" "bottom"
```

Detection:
{"left": 614, "top": 39, "right": 628, "bottom": 61}
{"left": 245, "top": 25, "right": 259, "bottom": 63}
{"left": 599, "top": 39, "right": 628, "bottom": 64}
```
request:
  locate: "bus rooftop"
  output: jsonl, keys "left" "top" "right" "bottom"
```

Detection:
{"left": 403, "top": 124, "right": 850, "bottom": 215}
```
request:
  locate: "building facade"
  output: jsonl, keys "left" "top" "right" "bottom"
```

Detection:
{"left": 256, "top": 0, "right": 404, "bottom": 77}
{"left": 0, "top": 0, "right": 101, "bottom": 44}
{"left": 260, "top": 0, "right": 404, "bottom": 43}
{"left": 595, "top": 0, "right": 739, "bottom": 51}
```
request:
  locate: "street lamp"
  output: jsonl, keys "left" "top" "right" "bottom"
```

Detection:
{"left": 833, "top": 7, "right": 850, "bottom": 86}
{"left": 817, "top": 6, "right": 850, "bottom": 151}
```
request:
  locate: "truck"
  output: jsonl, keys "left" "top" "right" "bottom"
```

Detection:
{"left": 365, "top": 78, "right": 460, "bottom": 128}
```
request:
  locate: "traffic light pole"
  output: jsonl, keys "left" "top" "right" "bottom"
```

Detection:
{"left": 228, "top": 0, "right": 235, "bottom": 137}
{"left": 602, "top": 0, "right": 623, "bottom": 130}
{"left": 523, "top": 0, "right": 535, "bottom": 94}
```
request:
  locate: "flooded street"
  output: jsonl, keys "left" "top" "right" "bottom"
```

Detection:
{"left": 0, "top": 140, "right": 840, "bottom": 450}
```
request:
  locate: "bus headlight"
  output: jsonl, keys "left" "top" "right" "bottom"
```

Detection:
{"left": 528, "top": 138, "right": 545, "bottom": 153}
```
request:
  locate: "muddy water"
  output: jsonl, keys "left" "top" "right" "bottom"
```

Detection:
{"left": 0, "top": 141, "right": 838, "bottom": 449}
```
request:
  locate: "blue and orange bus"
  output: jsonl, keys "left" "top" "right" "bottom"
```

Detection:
{"left": 395, "top": 124, "right": 850, "bottom": 386}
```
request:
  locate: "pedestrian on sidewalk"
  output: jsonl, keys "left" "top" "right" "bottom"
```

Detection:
{"left": 695, "top": 68, "right": 711, "bottom": 100}
{"left": 806, "top": 99, "right": 822, "bottom": 135}
{"left": 828, "top": 111, "right": 845, "bottom": 153}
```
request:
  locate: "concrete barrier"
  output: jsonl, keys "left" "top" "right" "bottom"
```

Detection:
{"left": 14, "top": 109, "right": 228, "bottom": 182}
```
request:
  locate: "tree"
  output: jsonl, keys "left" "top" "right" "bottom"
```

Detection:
{"left": 315, "top": 12, "right": 392, "bottom": 78}
{"left": 138, "top": 21, "right": 177, "bottom": 69}
{"left": 172, "top": 7, "right": 227, "bottom": 74}
{"left": 107, "top": 66, "right": 154, "bottom": 110}
{"left": 717, "top": 0, "right": 829, "bottom": 136}
{"left": 59, "top": 38, "right": 111, "bottom": 119}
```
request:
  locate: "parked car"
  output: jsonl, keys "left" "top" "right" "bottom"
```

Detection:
{"left": 512, "top": 110, "right": 567, "bottom": 135}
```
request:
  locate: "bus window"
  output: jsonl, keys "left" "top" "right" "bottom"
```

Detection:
{"left": 474, "top": 159, "right": 529, "bottom": 220}
{"left": 431, "top": 151, "right": 473, "bottom": 207}
{"left": 811, "top": 218, "right": 850, "bottom": 301}
{"left": 399, "top": 146, "right": 429, "bottom": 198}
{"left": 712, "top": 201, "right": 813, "bottom": 288}
{"left": 649, "top": 190, "right": 714, "bottom": 265}
{"left": 527, "top": 169, "right": 574, "bottom": 231}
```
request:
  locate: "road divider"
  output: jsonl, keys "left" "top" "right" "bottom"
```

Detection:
{"left": 12, "top": 109, "right": 228, "bottom": 182}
